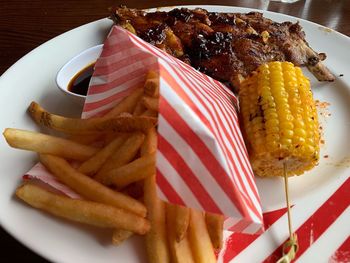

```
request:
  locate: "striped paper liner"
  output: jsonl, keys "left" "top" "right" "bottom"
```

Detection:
{"left": 82, "top": 26, "right": 263, "bottom": 233}
{"left": 24, "top": 163, "right": 81, "bottom": 199}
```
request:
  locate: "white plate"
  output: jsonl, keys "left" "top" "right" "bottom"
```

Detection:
{"left": 1, "top": 5, "right": 349, "bottom": 263}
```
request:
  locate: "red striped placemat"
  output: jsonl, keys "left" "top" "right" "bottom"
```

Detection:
{"left": 218, "top": 176, "right": 350, "bottom": 262}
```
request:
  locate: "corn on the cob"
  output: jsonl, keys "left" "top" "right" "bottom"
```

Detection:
{"left": 239, "top": 61, "right": 320, "bottom": 177}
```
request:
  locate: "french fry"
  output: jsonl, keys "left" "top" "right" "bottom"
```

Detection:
{"left": 78, "top": 134, "right": 128, "bottom": 176}
{"left": 145, "top": 192, "right": 170, "bottom": 263}
{"left": 67, "top": 88, "right": 144, "bottom": 143}
{"left": 3, "top": 128, "right": 99, "bottom": 161}
{"left": 133, "top": 101, "right": 146, "bottom": 116}
{"left": 121, "top": 182, "right": 144, "bottom": 199}
{"left": 166, "top": 203, "right": 195, "bottom": 263}
{"left": 109, "top": 117, "right": 157, "bottom": 134}
{"left": 112, "top": 229, "right": 133, "bottom": 245}
{"left": 205, "top": 212, "right": 224, "bottom": 250}
{"left": 174, "top": 205, "right": 190, "bottom": 242}
{"left": 67, "top": 133, "right": 104, "bottom": 145}
{"left": 143, "top": 128, "right": 170, "bottom": 263}
{"left": 118, "top": 112, "right": 133, "bottom": 117}
{"left": 142, "top": 96, "right": 159, "bottom": 112}
{"left": 146, "top": 70, "right": 158, "bottom": 80}
{"left": 144, "top": 78, "right": 159, "bottom": 97}
{"left": 97, "top": 115, "right": 157, "bottom": 133}
{"left": 188, "top": 209, "right": 216, "bottom": 263}
{"left": 102, "top": 132, "right": 126, "bottom": 145}
{"left": 141, "top": 109, "right": 158, "bottom": 118}
{"left": 16, "top": 183, "right": 150, "bottom": 234}
{"left": 104, "top": 88, "right": 144, "bottom": 117}
{"left": 131, "top": 125, "right": 156, "bottom": 201}
{"left": 39, "top": 154, "right": 147, "bottom": 217}
{"left": 105, "top": 153, "right": 156, "bottom": 189}
{"left": 94, "top": 132, "right": 144, "bottom": 183}
{"left": 28, "top": 101, "right": 157, "bottom": 134}
{"left": 140, "top": 127, "right": 157, "bottom": 156}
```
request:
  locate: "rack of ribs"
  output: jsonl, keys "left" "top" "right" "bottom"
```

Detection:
{"left": 111, "top": 6, "right": 335, "bottom": 90}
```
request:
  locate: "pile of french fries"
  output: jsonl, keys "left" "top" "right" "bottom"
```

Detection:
{"left": 3, "top": 70, "right": 224, "bottom": 263}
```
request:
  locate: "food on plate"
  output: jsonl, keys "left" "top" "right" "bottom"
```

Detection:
{"left": 4, "top": 69, "right": 223, "bottom": 262}
{"left": 188, "top": 208, "right": 217, "bottom": 263}
{"left": 173, "top": 204, "right": 190, "bottom": 242}
{"left": 205, "top": 212, "right": 225, "bottom": 250}
{"left": 112, "top": 229, "right": 133, "bottom": 245}
{"left": 144, "top": 71, "right": 160, "bottom": 97}
{"left": 3, "top": 128, "right": 99, "bottom": 161}
{"left": 142, "top": 96, "right": 159, "bottom": 112}
{"left": 103, "top": 152, "right": 156, "bottom": 189}
{"left": 111, "top": 6, "right": 335, "bottom": 90}
{"left": 68, "top": 62, "right": 95, "bottom": 96}
{"left": 166, "top": 203, "right": 195, "bottom": 263}
{"left": 104, "top": 88, "right": 144, "bottom": 117}
{"left": 94, "top": 132, "right": 145, "bottom": 183}
{"left": 39, "top": 154, "right": 147, "bottom": 217}
{"left": 16, "top": 183, "right": 150, "bottom": 234}
{"left": 239, "top": 61, "right": 320, "bottom": 177}
{"left": 28, "top": 101, "right": 157, "bottom": 134}
{"left": 141, "top": 109, "right": 158, "bottom": 118}
{"left": 141, "top": 126, "right": 170, "bottom": 263}
{"left": 77, "top": 134, "right": 128, "bottom": 176}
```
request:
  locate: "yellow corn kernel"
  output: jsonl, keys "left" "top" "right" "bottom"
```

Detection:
{"left": 239, "top": 61, "right": 320, "bottom": 177}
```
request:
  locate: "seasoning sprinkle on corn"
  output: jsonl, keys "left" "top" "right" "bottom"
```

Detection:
{"left": 239, "top": 61, "right": 320, "bottom": 177}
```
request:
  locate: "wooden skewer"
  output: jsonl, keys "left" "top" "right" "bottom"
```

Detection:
{"left": 276, "top": 163, "right": 299, "bottom": 263}
{"left": 284, "top": 163, "right": 293, "bottom": 239}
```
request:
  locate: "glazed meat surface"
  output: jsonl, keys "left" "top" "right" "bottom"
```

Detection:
{"left": 111, "top": 7, "right": 334, "bottom": 89}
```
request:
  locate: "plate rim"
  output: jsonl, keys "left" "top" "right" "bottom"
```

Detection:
{"left": 1, "top": 4, "right": 349, "bottom": 263}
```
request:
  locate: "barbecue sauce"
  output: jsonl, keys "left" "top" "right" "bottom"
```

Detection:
{"left": 68, "top": 62, "right": 95, "bottom": 96}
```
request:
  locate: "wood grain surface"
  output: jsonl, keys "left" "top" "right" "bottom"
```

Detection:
{"left": 0, "top": 0, "right": 349, "bottom": 262}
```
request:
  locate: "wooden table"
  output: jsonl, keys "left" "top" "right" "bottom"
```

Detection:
{"left": 0, "top": 0, "right": 349, "bottom": 262}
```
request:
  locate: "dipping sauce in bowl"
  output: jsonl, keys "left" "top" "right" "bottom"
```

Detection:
{"left": 68, "top": 62, "right": 95, "bottom": 96}
{"left": 56, "top": 44, "right": 102, "bottom": 105}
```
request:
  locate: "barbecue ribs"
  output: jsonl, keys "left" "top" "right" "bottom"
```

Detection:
{"left": 111, "top": 6, "right": 335, "bottom": 89}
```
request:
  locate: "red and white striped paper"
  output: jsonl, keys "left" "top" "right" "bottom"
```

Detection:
{"left": 83, "top": 26, "right": 263, "bottom": 233}
{"left": 25, "top": 25, "right": 263, "bottom": 233}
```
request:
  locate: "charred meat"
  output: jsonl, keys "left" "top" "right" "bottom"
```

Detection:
{"left": 111, "top": 6, "right": 334, "bottom": 89}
